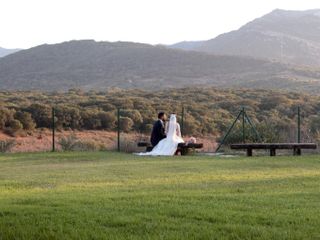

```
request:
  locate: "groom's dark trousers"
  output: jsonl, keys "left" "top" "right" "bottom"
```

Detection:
{"left": 150, "top": 119, "right": 166, "bottom": 147}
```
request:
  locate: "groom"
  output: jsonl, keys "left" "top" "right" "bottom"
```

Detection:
{"left": 150, "top": 112, "right": 167, "bottom": 147}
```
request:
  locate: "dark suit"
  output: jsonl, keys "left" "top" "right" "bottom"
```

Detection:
{"left": 151, "top": 119, "right": 166, "bottom": 147}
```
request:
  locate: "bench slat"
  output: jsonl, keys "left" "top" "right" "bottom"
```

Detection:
{"left": 178, "top": 143, "right": 203, "bottom": 149}
{"left": 137, "top": 142, "right": 151, "bottom": 147}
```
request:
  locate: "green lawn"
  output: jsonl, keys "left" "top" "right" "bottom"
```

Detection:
{"left": 0, "top": 152, "right": 319, "bottom": 240}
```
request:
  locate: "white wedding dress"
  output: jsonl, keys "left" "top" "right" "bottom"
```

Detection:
{"left": 138, "top": 114, "right": 184, "bottom": 156}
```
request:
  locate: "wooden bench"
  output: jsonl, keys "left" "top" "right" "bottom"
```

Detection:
{"left": 230, "top": 143, "right": 317, "bottom": 157}
{"left": 137, "top": 142, "right": 203, "bottom": 155}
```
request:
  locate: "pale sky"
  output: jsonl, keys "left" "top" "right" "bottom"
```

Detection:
{"left": 1, "top": 0, "right": 319, "bottom": 49}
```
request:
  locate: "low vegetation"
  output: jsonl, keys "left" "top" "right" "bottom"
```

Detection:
{"left": 0, "top": 140, "right": 15, "bottom": 153}
{"left": 1, "top": 87, "right": 320, "bottom": 144}
{"left": 58, "top": 134, "right": 106, "bottom": 151}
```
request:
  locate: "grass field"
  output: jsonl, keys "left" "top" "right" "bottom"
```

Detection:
{"left": 0, "top": 152, "right": 319, "bottom": 240}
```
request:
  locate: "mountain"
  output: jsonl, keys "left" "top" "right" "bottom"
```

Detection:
{"left": 171, "top": 9, "right": 320, "bottom": 67}
{"left": 0, "top": 47, "right": 21, "bottom": 58}
{"left": 1, "top": 40, "right": 320, "bottom": 92}
{"left": 170, "top": 41, "right": 204, "bottom": 50}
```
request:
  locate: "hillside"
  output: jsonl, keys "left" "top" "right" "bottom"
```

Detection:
{"left": 1, "top": 40, "right": 320, "bottom": 92}
{"left": 0, "top": 47, "right": 21, "bottom": 58}
{"left": 170, "top": 41, "right": 204, "bottom": 50}
{"left": 171, "top": 9, "right": 320, "bottom": 67}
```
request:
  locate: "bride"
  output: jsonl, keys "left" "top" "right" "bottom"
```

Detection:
{"left": 138, "top": 114, "right": 184, "bottom": 156}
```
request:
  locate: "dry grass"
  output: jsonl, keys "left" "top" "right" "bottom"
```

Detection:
{"left": 0, "top": 130, "right": 218, "bottom": 153}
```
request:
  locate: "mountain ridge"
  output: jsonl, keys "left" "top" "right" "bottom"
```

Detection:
{"left": 171, "top": 9, "right": 320, "bottom": 66}
{"left": 0, "top": 47, "right": 21, "bottom": 58}
{"left": 1, "top": 40, "right": 320, "bottom": 92}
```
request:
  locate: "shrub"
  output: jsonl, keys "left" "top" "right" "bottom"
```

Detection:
{"left": 59, "top": 134, "right": 104, "bottom": 151}
{"left": 54, "top": 106, "right": 82, "bottom": 129}
{"left": 25, "top": 104, "right": 51, "bottom": 128}
{"left": 120, "top": 117, "right": 134, "bottom": 133}
{"left": 3, "top": 119, "right": 24, "bottom": 137}
{"left": 121, "top": 110, "right": 143, "bottom": 129}
{"left": 72, "top": 140, "right": 102, "bottom": 151}
{"left": 0, "top": 108, "right": 15, "bottom": 130}
{"left": 81, "top": 110, "right": 102, "bottom": 129}
{"left": 120, "top": 134, "right": 140, "bottom": 153}
{"left": 14, "top": 111, "right": 36, "bottom": 130}
{"left": 98, "top": 112, "right": 116, "bottom": 129}
{"left": 0, "top": 140, "right": 15, "bottom": 153}
{"left": 144, "top": 124, "right": 153, "bottom": 133}
{"left": 58, "top": 134, "right": 78, "bottom": 151}
{"left": 7, "top": 119, "right": 23, "bottom": 131}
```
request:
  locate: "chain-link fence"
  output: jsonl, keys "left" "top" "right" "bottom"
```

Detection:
{"left": 45, "top": 106, "right": 188, "bottom": 153}
{"left": 46, "top": 104, "right": 319, "bottom": 155}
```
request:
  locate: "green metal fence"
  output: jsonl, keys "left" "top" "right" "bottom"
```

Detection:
{"left": 48, "top": 105, "right": 317, "bottom": 154}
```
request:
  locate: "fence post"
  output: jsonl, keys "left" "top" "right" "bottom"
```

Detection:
{"left": 297, "top": 106, "right": 301, "bottom": 143}
{"left": 52, "top": 107, "right": 55, "bottom": 152}
{"left": 242, "top": 107, "right": 245, "bottom": 143}
{"left": 215, "top": 109, "right": 243, "bottom": 153}
{"left": 181, "top": 106, "right": 185, "bottom": 137}
{"left": 117, "top": 108, "right": 120, "bottom": 152}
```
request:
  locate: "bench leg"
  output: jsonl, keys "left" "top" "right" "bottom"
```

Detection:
{"left": 180, "top": 148, "right": 188, "bottom": 156}
{"left": 247, "top": 148, "right": 252, "bottom": 157}
{"left": 270, "top": 148, "right": 276, "bottom": 156}
{"left": 180, "top": 148, "right": 195, "bottom": 156}
{"left": 293, "top": 148, "right": 301, "bottom": 156}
